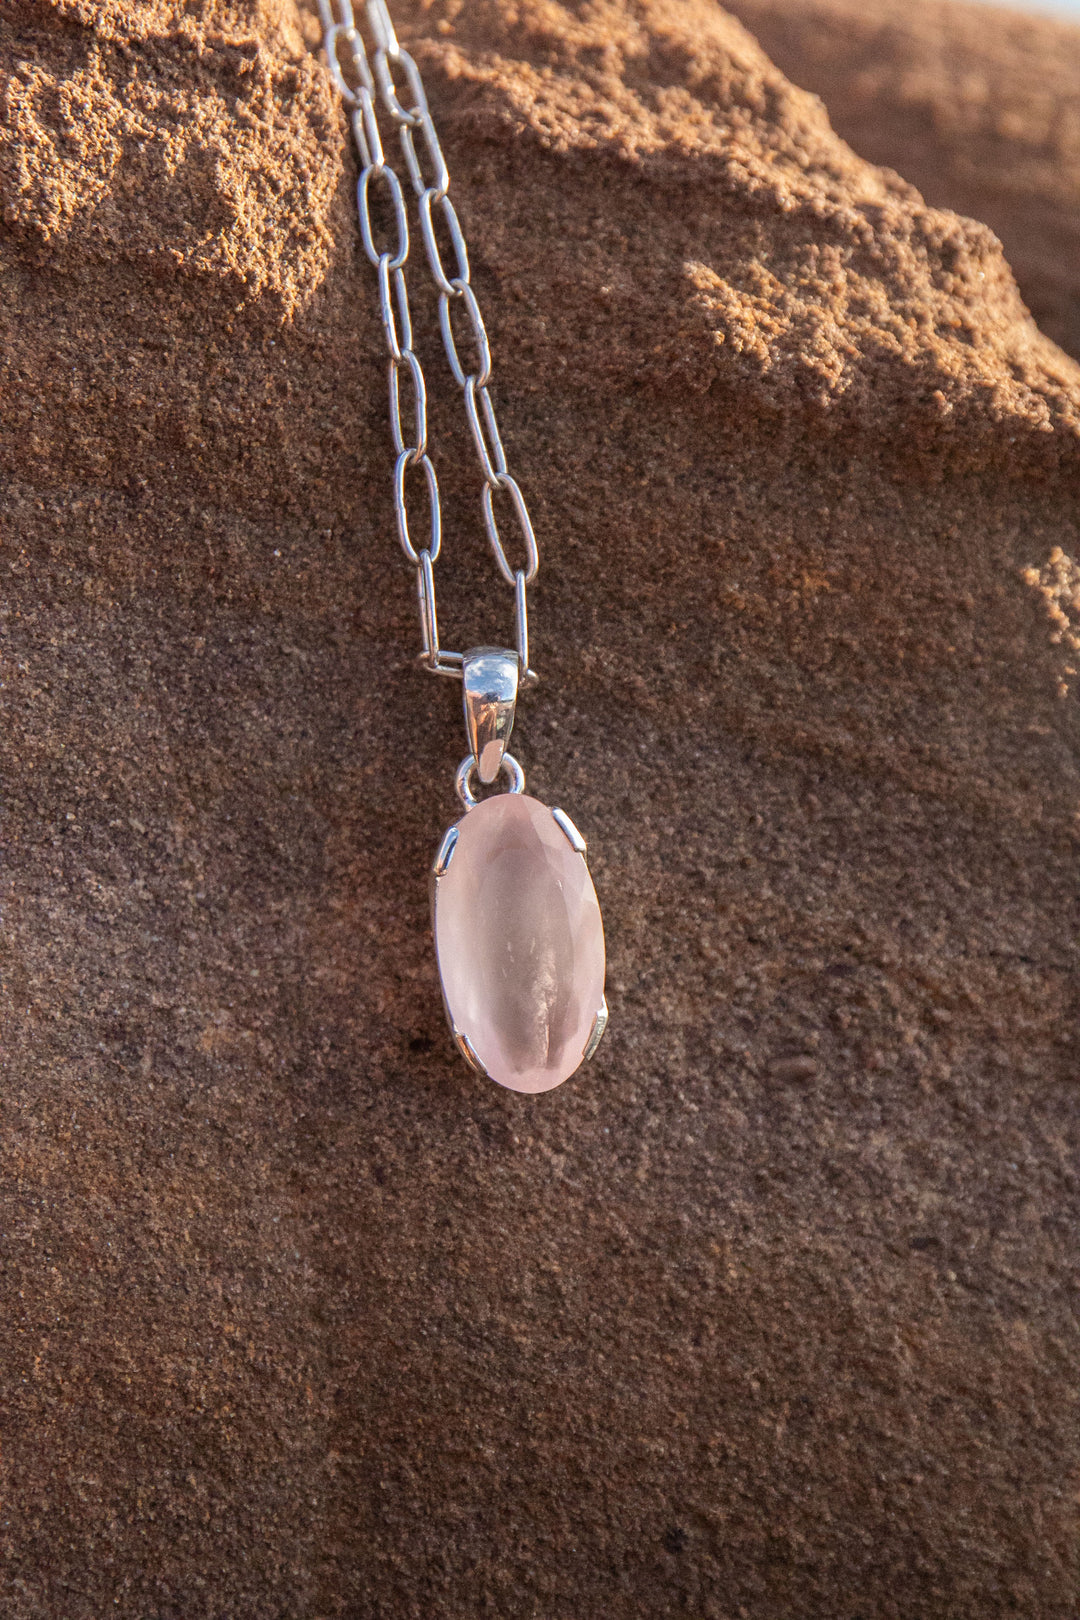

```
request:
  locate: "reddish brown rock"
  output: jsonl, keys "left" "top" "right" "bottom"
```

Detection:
{"left": 0, "top": 0, "right": 1078, "bottom": 1615}
{"left": 724, "top": 0, "right": 1080, "bottom": 358}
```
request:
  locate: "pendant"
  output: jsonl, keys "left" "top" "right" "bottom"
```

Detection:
{"left": 431, "top": 649, "right": 607, "bottom": 1093}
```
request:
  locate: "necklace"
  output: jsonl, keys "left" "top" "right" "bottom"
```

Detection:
{"left": 317, "top": 0, "right": 607, "bottom": 1094}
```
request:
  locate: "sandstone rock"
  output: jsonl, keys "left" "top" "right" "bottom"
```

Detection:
{"left": 0, "top": 0, "right": 1077, "bottom": 1614}
{"left": 725, "top": 0, "right": 1080, "bottom": 359}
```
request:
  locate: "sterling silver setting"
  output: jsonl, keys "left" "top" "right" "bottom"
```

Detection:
{"left": 551, "top": 806, "right": 587, "bottom": 854}
{"left": 432, "top": 823, "right": 459, "bottom": 878}
{"left": 453, "top": 1027, "right": 487, "bottom": 1076}
{"left": 583, "top": 998, "right": 609, "bottom": 1063}
{"left": 462, "top": 647, "right": 519, "bottom": 783}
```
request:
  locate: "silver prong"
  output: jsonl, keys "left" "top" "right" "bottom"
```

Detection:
{"left": 453, "top": 1028, "right": 487, "bottom": 1075}
{"left": 551, "top": 807, "right": 587, "bottom": 855}
{"left": 583, "top": 997, "right": 608, "bottom": 1062}
{"left": 432, "top": 824, "right": 459, "bottom": 878}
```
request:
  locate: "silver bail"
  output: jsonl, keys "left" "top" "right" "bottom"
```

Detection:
{"left": 462, "top": 647, "right": 519, "bottom": 784}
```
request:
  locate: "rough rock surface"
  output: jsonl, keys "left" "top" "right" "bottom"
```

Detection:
{"left": 725, "top": 0, "right": 1080, "bottom": 360}
{"left": 1, "top": 0, "right": 1079, "bottom": 1615}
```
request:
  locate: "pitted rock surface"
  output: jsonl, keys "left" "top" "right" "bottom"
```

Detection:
{"left": 1, "top": 1, "right": 1078, "bottom": 1615}
{"left": 724, "top": 0, "right": 1080, "bottom": 360}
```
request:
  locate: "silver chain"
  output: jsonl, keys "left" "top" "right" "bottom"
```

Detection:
{"left": 316, "top": 0, "right": 538, "bottom": 682}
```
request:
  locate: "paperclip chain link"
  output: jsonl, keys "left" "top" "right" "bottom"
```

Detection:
{"left": 316, "top": 0, "right": 537, "bottom": 680}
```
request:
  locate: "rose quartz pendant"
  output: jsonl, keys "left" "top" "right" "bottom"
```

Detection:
{"left": 432, "top": 790, "right": 607, "bottom": 1093}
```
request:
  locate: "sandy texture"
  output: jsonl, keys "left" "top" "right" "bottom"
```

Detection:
{"left": 724, "top": 0, "right": 1080, "bottom": 360}
{"left": 1, "top": 0, "right": 1079, "bottom": 1614}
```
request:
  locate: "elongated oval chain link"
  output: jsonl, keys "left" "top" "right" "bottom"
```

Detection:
{"left": 317, "top": 0, "right": 537, "bottom": 681}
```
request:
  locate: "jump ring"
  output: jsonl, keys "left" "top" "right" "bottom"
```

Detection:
{"left": 456, "top": 751, "right": 525, "bottom": 810}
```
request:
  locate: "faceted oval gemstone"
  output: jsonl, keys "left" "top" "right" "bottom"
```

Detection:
{"left": 434, "top": 792, "right": 605, "bottom": 1094}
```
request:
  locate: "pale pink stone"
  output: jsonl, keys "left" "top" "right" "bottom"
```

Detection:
{"left": 434, "top": 793, "right": 605, "bottom": 1093}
